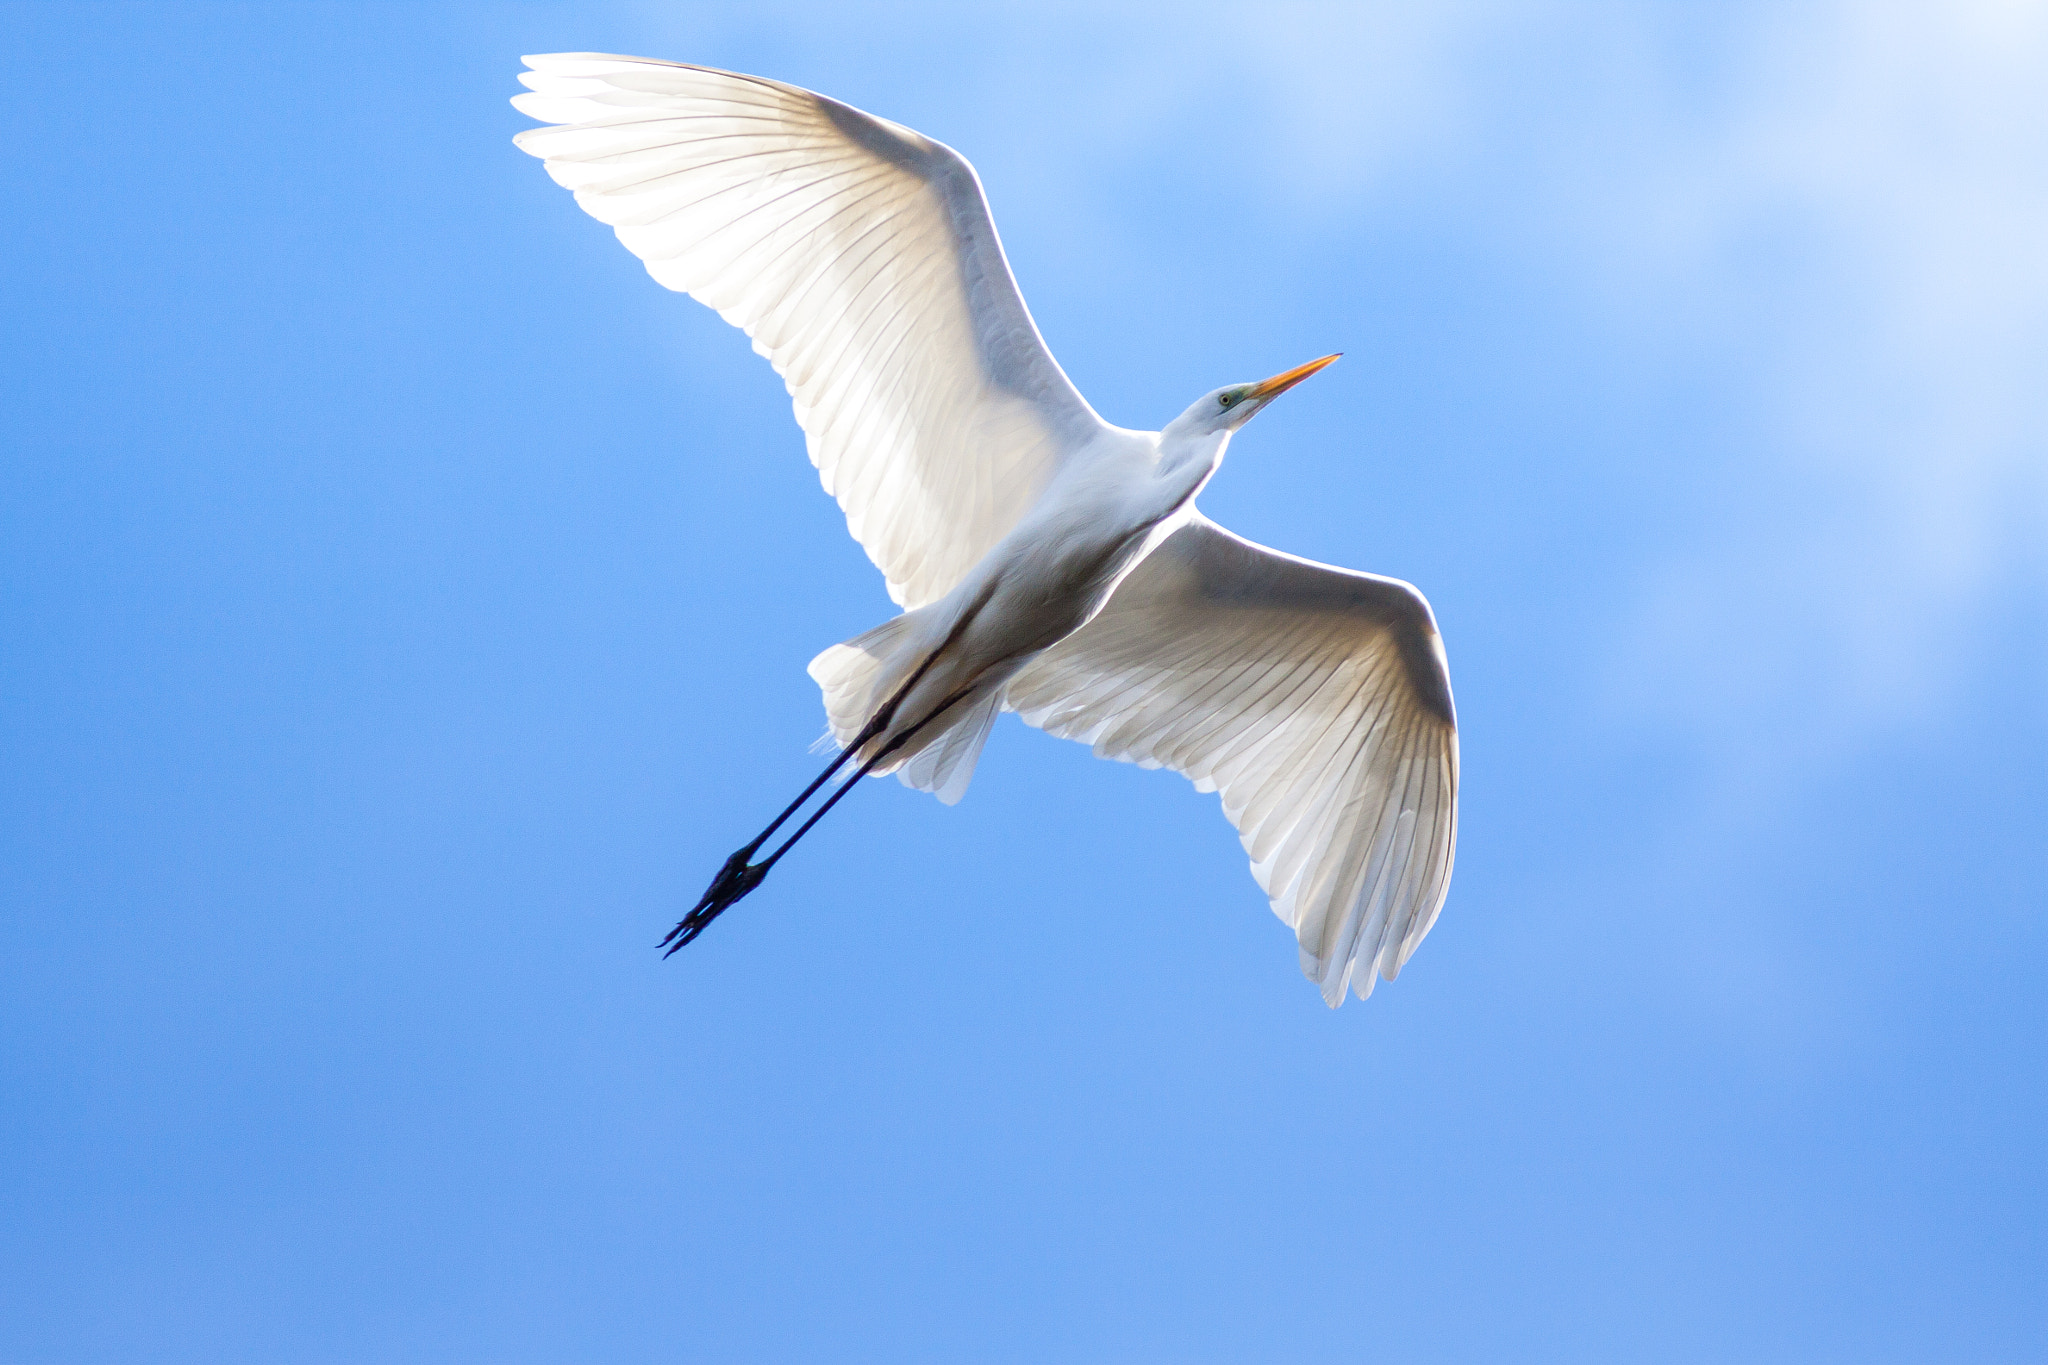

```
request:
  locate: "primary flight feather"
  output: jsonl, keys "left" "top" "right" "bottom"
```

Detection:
{"left": 512, "top": 52, "right": 1458, "bottom": 1005}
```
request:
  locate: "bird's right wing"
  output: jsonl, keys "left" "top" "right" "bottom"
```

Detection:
{"left": 1005, "top": 515, "right": 1458, "bottom": 1006}
{"left": 512, "top": 53, "right": 1107, "bottom": 610}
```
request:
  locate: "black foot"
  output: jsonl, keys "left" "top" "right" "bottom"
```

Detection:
{"left": 660, "top": 848, "right": 770, "bottom": 956}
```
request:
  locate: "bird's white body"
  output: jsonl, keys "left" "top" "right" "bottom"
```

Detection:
{"left": 821, "top": 422, "right": 1217, "bottom": 799}
{"left": 513, "top": 53, "right": 1459, "bottom": 1004}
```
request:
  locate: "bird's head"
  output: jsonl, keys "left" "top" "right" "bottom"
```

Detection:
{"left": 1172, "top": 353, "right": 1342, "bottom": 438}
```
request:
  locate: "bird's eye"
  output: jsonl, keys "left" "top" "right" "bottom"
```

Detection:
{"left": 1219, "top": 392, "right": 1238, "bottom": 408}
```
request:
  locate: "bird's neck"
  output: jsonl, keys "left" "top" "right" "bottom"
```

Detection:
{"left": 1152, "top": 428, "right": 1227, "bottom": 513}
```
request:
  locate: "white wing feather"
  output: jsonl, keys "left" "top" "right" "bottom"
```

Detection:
{"left": 511, "top": 53, "right": 1105, "bottom": 610}
{"left": 1006, "top": 516, "right": 1459, "bottom": 1006}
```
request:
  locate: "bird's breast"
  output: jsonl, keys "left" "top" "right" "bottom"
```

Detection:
{"left": 955, "top": 495, "right": 1162, "bottom": 664}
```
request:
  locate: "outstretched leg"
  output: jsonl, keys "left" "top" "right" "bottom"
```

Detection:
{"left": 659, "top": 654, "right": 964, "bottom": 954}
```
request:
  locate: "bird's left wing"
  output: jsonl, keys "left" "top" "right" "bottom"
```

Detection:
{"left": 512, "top": 53, "right": 1106, "bottom": 610}
{"left": 1005, "top": 515, "right": 1458, "bottom": 1005}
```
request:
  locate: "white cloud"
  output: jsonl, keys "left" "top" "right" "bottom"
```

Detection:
{"left": 1551, "top": 1, "right": 2048, "bottom": 768}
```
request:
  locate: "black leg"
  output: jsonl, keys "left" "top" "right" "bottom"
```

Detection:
{"left": 658, "top": 652, "right": 961, "bottom": 955}
{"left": 755, "top": 684, "right": 973, "bottom": 870}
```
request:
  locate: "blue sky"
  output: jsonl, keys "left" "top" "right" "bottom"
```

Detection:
{"left": 4, "top": 2, "right": 2043, "bottom": 1360}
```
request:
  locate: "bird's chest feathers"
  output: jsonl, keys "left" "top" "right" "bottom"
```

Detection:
{"left": 967, "top": 467, "right": 1182, "bottom": 653}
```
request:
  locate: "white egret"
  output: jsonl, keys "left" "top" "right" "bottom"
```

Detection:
{"left": 512, "top": 53, "right": 1458, "bottom": 1005}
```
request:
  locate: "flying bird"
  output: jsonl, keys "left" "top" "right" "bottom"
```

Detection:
{"left": 511, "top": 53, "right": 1458, "bottom": 1005}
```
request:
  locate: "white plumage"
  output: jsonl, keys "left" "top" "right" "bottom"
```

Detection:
{"left": 512, "top": 53, "right": 1096, "bottom": 611}
{"left": 513, "top": 53, "right": 1458, "bottom": 1005}
{"left": 1007, "top": 517, "right": 1456, "bottom": 1001}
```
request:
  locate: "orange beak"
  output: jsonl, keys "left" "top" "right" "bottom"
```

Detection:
{"left": 1245, "top": 352, "right": 1341, "bottom": 402}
